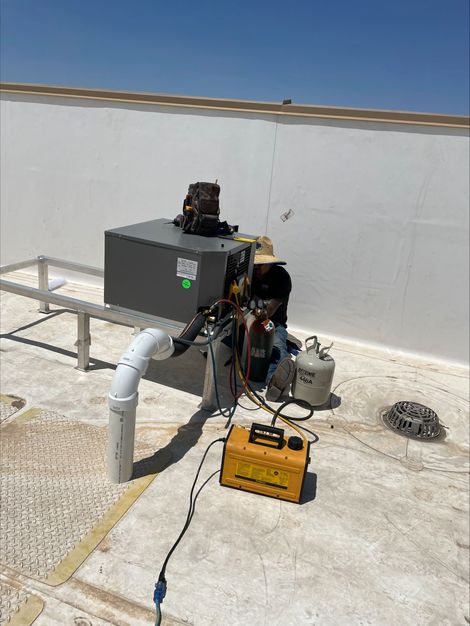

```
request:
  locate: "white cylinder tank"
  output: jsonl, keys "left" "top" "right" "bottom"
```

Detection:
{"left": 291, "top": 336, "right": 335, "bottom": 406}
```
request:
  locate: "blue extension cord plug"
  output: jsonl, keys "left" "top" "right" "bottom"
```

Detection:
{"left": 153, "top": 578, "right": 167, "bottom": 605}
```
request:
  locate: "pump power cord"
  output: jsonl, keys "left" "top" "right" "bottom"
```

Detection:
{"left": 270, "top": 399, "right": 319, "bottom": 444}
{"left": 153, "top": 438, "right": 225, "bottom": 625}
{"left": 270, "top": 398, "right": 314, "bottom": 427}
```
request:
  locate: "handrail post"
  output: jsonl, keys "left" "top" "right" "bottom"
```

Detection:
{"left": 37, "top": 256, "right": 50, "bottom": 314}
{"left": 76, "top": 312, "right": 91, "bottom": 371}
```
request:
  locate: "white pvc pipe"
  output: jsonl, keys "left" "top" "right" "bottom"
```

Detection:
{"left": 107, "top": 328, "right": 174, "bottom": 483}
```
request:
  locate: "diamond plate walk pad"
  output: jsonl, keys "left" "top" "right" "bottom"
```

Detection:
{"left": 0, "top": 409, "right": 157, "bottom": 586}
{"left": 0, "top": 394, "right": 26, "bottom": 423}
{"left": 0, "top": 581, "right": 43, "bottom": 626}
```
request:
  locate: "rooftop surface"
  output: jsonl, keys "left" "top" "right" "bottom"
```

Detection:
{"left": 0, "top": 275, "right": 469, "bottom": 626}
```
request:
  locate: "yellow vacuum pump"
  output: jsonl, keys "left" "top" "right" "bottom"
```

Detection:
{"left": 220, "top": 423, "right": 310, "bottom": 503}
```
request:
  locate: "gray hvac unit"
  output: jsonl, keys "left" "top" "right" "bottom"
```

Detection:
{"left": 104, "top": 219, "right": 256, "bottom": 323}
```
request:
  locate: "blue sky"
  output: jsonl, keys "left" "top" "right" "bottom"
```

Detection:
{"left": 1, "top": 0, "right": 469, "bottom": 114}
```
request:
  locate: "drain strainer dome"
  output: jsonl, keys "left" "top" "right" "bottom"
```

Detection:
{"left": 383, "top": 401, "right": 441, "bottom": 440}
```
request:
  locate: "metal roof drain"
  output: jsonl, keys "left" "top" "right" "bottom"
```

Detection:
{"left": 382, "top": 401, "right": 442, "bottom": 440}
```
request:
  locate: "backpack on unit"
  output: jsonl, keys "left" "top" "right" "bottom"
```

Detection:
{"left": 182, "top": 182, "right": 220, "bottom": 236}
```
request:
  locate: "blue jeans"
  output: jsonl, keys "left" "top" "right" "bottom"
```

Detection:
{"left": 266, "top": 325, "right": 290, "bottom": 385}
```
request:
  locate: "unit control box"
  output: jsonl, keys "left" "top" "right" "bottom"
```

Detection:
{"left": 220, "top": 423, "right": 310, "bottom": 503}
{"left": 104, "top": 219, "right": 256, "bottom": 323}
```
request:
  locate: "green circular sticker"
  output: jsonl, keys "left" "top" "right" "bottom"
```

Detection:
{"left": 181, "top": 279, "right": 191, "bottom": 289}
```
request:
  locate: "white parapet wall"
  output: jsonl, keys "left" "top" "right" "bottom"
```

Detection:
{"left": 1, "top": 88, "right": 469, "bottom": 364}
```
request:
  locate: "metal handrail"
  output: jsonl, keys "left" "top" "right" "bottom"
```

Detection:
{"left": 0, "top": 255, "right": 219, "bottom": 410}
{"left": 0, "top": 278, "right": 183, "bottom": 332}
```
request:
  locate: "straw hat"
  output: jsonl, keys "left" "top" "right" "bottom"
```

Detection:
{"left": 254, "top": 236, "right": 286, "bottom": 265}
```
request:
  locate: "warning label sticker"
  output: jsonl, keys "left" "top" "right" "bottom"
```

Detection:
{"left": 235, "top": 461, "right": 289, "bottom": 488}
{"left": 177, "top": 258, "right": 198, "bottom": 281}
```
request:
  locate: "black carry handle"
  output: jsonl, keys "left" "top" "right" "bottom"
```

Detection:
{"left": 248, "top": 423, "right": 284, "bottom": 449}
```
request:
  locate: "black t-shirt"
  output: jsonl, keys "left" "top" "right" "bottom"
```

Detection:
{"left": 252, "top": 264, "right": 292, "bottom": 327}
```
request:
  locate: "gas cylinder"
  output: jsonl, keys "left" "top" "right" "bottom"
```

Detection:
{"left": 245, "top": 308, "right": 275, "bottom": 382}
{"left": 292, "top": 336, "right": 335, "bottom": 406}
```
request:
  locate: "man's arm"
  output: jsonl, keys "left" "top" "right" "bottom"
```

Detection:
{"left": 266, "top": 298, "right": 283, "bottom": 319}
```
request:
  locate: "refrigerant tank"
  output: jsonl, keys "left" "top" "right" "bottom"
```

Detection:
{"left": 246, "top": 308, "right": 275, "bottom": 382}
{"left": 292, "top": 336, "right": 335, "bottom": 406}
